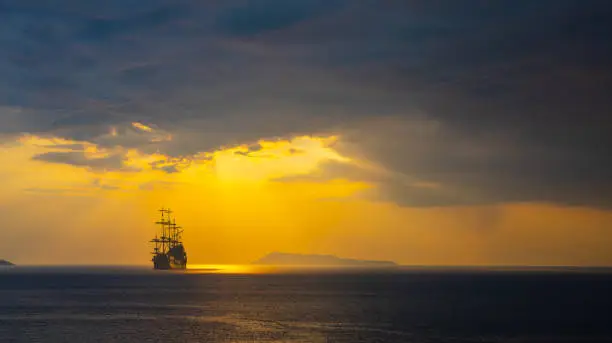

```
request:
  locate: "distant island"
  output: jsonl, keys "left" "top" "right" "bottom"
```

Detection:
{"left": 253, "top": 252, "right": 397, "bottom": 267}
{"left": 0, "top": 259, "right": 14, "bottom": 266}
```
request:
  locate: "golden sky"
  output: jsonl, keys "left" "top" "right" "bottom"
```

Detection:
{"left": 1, "top": 124, "right": 611, "bottom": 266}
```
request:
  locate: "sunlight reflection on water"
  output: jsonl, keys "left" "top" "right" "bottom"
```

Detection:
{"left": 186, "top": 264, "right": 261, "bottom": 274}
{"left": 185, "top": 264, "right": 404, "bottom": 275}
{"left": 186, "top": 264, "right": 344, "bottom": 274}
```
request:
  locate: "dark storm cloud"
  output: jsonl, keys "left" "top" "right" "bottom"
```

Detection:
{"left": 214, "top": 0, "right": 343, "bottom": 37}
{"left": 1, "top": 0, "right": 611, "bottom": 207}
{"left": 332, "top": 117, "right": 612, "bottom": 208}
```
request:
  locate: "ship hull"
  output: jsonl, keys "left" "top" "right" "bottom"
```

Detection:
{"left": 152, "top": 253, "right": 186, "bottom": 270}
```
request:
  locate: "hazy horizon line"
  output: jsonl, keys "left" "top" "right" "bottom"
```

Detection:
{"left": 4, "top": 263, "right": 612, "bottom": 269}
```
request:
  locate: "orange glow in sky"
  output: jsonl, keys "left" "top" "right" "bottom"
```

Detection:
{"left": 1, "top": 126, "right": 612, "bottom": 267}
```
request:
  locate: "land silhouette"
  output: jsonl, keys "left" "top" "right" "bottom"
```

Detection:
{"left": 0, "top": 259, "right": 14, "bottom": 266}
{"left": 253, "top": 252, "right": 397, "bottom": 267}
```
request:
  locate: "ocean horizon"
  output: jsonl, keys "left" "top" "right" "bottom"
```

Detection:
{"left": 4, "top": 264, "right": 612, "bottom": 273}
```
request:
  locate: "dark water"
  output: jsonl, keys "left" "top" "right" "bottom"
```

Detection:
{"left": 1, "top": 266, "right": 611, "bottom": 342}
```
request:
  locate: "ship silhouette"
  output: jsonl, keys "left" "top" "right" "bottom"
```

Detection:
{"left": 150, "top": 208, "right": 187, "bottom": 270}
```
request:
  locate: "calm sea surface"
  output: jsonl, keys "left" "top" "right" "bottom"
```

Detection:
{"left": 1, "top": 266, "right": 611, "bottom": 343}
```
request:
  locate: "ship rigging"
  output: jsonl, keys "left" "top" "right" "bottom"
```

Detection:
{"left": 150, "top": 208, "right": 187, "bottom": 270}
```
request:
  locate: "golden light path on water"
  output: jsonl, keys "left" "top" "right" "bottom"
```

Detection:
{"left": 185, "top": 264, "right": 344, "bottom": 274}
{"left": 185, "top": 264, "right": 406, "bottom": 275}
{"left": 186, "top": 264, "right": 274, "bottom": 274}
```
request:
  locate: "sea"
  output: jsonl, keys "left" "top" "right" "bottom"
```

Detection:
{"left": 1, "top": 265, "right": 611, "bottom": 343}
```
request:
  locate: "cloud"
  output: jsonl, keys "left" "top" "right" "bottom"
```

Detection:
{"left": 149, "top": 157, "right": 192, "bottom": 173}
{"left": 214, "top": 0, "right": 343, "bottom": 37}
{"left": 234, "top": 143, "right": 265, "bottom": 157}
{"left": 1, "top": 1, "right": 611, "bottom": 207}
{"left": 43, "top": 143, "right": 87, "bottom": 151}
{"left": 131, "top": 122, "right": 155, "bottom": 133}
{"left": 31, "top": 151, "right": 126, "bottom": 171}
{"left": 277, "top": 116, "right": 612, "bottom": 208}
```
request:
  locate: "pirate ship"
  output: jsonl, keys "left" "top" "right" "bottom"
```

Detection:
{"left": 150, "top": 208, "right": 187, "bottom": 270}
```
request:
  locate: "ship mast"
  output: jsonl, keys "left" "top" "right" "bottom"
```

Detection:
{"left": 154, "top": 208, "right": 171, "bottom": 254}
{"left": 151, "top": 207, "right": 187, "bottom": 269}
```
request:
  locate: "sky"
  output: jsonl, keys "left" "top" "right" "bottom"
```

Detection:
{"left": 1, "top": 0, "right": 611, "bottom": 266}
